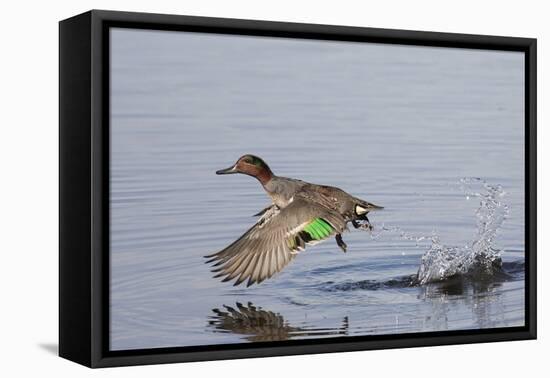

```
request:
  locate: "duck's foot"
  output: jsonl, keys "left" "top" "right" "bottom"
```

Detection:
{"left": 335, "top": 234, "right": 347, "bottom": 253}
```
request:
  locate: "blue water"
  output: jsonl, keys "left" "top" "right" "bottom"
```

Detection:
{"left": 109, "top": 28, "right": 525, "bottom": 350}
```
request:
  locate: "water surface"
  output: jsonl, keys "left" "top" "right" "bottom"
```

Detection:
{"left": 110, "top": 29, "right": 525, "bottom": 350}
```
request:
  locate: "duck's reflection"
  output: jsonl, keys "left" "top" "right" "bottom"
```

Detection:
{"left": 208, "top": 302, "right": 348, "bottom": 342}
{"left": 422, "top": 274, "right": 505, "bottom": 297}
{"left": 418, "top": 271, "right": 510, "bottom": 331}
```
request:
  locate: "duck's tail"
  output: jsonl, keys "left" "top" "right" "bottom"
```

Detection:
{"left": 354, "top": 199, "right": 383, "bottom": 216}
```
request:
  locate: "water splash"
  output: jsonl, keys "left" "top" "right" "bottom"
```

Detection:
{"left": 371, "top": 178, "right": 510, "bottom": 285}
{"left": 416, "top": 178, "right": 509, "bottom": 284}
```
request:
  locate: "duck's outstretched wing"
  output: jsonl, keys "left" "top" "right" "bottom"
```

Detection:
{"left": 204, "top": 198, "right": 346, "bottom": 287}
{"left": 252, "top": 204, "right": 277, "bottom": 217}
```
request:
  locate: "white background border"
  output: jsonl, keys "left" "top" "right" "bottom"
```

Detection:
{"left": 1, "top": 1, "right": 545, "bottom": 376}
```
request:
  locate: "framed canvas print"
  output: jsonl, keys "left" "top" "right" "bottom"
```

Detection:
{"left": 59, "top": 10, "right": 536, "bottom": 368}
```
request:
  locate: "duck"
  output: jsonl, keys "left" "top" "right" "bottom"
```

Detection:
{"left": 204, "top": 154, "right": 383, "bottom": 287}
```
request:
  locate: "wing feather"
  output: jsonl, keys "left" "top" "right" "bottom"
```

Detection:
{"left": 238, "top": 253, "right": 260, "bottom": 285}
{"left": 205, "top": 197, "right": 346, "bottom": 286}
{"left": 250, "top": 252, "right": 265, "bottom": 286}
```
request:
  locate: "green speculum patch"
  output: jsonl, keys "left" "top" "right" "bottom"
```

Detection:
{"left": 303, "top": 218, "right": 333, "bottom": 240}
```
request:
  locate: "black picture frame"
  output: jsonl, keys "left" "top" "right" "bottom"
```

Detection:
{"left": 59, "top": 9, "right": 537, "bottom": 368}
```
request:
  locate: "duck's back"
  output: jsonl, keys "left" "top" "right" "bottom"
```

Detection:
{"left": 265, "top": 177, "right": 373, "bottom": 221}
{"left": 295, "top": 183, "right": 356, "bottom": 217}
{"left": 264, "top": 176, "right": 307, "bottom": 208}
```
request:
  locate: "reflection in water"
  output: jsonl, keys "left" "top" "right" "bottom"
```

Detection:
{"left": 418, "top": 265, "right": 517, "bottom": 331}
{"left": 422, "top": 274, "right": 503, "bottom": 297}
{"left": 421, "top": 260, "right": 522, "bottom": 298}
{"left": 208, "top": 302, "right": 349, "bottom": 342}
{"left": 310, "top": 260, "right": 521, "bottom": 337}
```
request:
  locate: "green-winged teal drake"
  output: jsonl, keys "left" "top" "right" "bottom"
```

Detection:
{"left": 205, "top": 154, "right": 383, "bottom": 287}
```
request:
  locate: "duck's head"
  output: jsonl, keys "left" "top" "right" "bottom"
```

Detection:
{"left": 216, "top": 154, "right": 273, "bottom": 184}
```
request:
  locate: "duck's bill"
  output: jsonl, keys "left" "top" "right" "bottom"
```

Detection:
{"left": 216, "top": 165, "right": 237, "bottom": 175}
